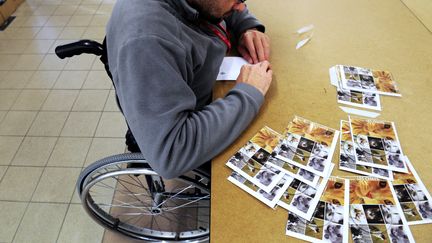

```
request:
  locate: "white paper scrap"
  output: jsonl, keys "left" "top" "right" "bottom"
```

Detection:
{"left": 216, "top": 57, "right": 249, "bottom": 81}
{"left": 296, "top": 35, "right": 312, "bottom": 50}
{"left": 296, "top": 24, "right": 314, "bottom": 34}
{"left": 339, "top": 106, "right": 380, "bottom": 118}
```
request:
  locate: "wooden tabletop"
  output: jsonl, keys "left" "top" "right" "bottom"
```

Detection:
{"left": 211, "top": 0, "right": 432, "bottom": 242}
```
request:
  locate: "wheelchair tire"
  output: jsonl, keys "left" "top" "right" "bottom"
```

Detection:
{"left": 77, "top": 153, "right": 210, "bottom": 242}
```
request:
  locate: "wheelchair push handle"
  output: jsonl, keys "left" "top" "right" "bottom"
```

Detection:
{"left": 55, "top": 39, "right": 104, "bottom": 59}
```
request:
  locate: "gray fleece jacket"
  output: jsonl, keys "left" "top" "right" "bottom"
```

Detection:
{"left": 106, "top": 0, "right": 266, "bottom": 178}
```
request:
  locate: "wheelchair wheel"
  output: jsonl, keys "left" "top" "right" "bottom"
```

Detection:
{"left": 77, "top": 153, "right": 210, "bottom": 242}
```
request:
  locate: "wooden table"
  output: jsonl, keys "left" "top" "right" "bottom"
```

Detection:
{"left": 211, "top": 0, "right": 432, "bottom": 242}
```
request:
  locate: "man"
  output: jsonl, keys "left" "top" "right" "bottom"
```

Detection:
{"left": 106, "top": 0, "right": 273, "bottom": 178}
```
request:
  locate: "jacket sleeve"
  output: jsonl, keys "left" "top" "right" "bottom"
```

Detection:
{"left": 115, "top": 36, "right": 264, "bottom": 179}
{"left": 224, "top": 6, "right": 265, "bottom": 40}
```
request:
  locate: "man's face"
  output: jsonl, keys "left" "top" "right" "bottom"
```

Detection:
{"left": 190, "top": 0, "right": 246, "bottom": 23}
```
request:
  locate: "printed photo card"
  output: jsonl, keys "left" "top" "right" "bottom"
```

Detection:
{"left": 338, "top": 65, "right": 401, "bottom": 97}
{"left": 278, "top": 164, "right": 334, "bottom": 220}
{"left": 226, "top": 126, "right": 286, "bottom": 193}
{"left": 349, "top": 178, "right": 415, "bottom": 243}
{"left": 348, "top": 116, "right": 408, "bottom": 173}
{"left": 392, "top": 157, "right": 432, "bottom": 225}
{"left": 285, "top": 177, "right": 349, "bottom": 243}
{"left": 330, "top": 65, "right": 382, "bottom": 111}
{"left": 273, "top": 116, "right": 339, "bottom": 178}
{"left": 228, "top": 172, "right": 294, "bottom": 208}
{"left": 339, "top": 120, "right": 392, "bottom": 180}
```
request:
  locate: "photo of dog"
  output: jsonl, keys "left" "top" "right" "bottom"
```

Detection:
{"left": 254, "top": 164, "right": 279, "bottom": 186}
{"left": 393, "top": 185, "right": 412, "bottom": 202}
{"left": 228, "top": 152, "right": 247, "bottom": 169}
{"left": 240, "top": 141, "right": 259, "bottom": 158}
{"left": 298, "top": 182, "right": 317, "bottom": 198}
{"left": 363, "top": 205, "right": 385, "bottom": 224}
{"left": 286, "top": 213, "right": 306, "bottom": 234}
{"left": 380, "top": 205, "right": 402, "bottom": 225}
{"left": 323, "top": 222, "right": 343, "bottom": 243}
{"left": 417, "top": 201, "right": 432, "bottom": 219}
{"left": 350, "top": 225, "right": 372, "bottom": 243}
{"left": 350, "top": 205, "right": 368, "bottom": 225}
{"left": 299, "top": 169, "right": 316, "bottom": 182}
{"left": 308, "top": 156, "right": 326, "bottom": 172}
{"left": 312, "top": 143, "right": 329, "bottom": 159}
{"left": 325, "top": 203, "right": 344, "bottom": 224}
{"left": 388, "top": 225, "right": 410, "bottom": 243}
{"left": 387, "top": 153, "right": 405, "bottom": 168}
{"left": 292, "top": 194, "right": 312, "bottom": 213}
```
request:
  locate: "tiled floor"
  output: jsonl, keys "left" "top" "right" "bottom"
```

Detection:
{"left": 0, "top": 0, "right": 133, "bottom": 242}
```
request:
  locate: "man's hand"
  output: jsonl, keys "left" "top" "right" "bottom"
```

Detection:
{"left": 238, "top": 29, "right": 271, "bottom": 64}
{"left": 237, "top": 61, "right": 273, "bottom": 95}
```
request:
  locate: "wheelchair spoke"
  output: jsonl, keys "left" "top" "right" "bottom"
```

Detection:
{"left": 80, "top": 158, "right": 210, "bottom": 241}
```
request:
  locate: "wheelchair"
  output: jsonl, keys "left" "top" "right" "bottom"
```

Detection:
{"left": 55, "top": 40, "right": 210, "bottom": 242}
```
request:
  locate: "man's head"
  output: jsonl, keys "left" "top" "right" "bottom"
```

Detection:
{"left": 188, "top": 0, "right": 246, "bottom": 23}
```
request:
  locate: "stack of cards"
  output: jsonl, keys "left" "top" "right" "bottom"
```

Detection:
{"left": 285, "top": 177, "right": 349, "bottom": 243}
{"left": 329, "top": 65, "right": 401, "bottom": 114}
{"left": 226, "top": 115, "right": 430, "bottom": 242}
{"left": 339, "top": 116, "right": 408, "bottom": 177}
{"left": 349, "top": 178, "right": 415, "bottom": 243}
{"left": 226, "top": 117, "right": 339, "bottom": 225}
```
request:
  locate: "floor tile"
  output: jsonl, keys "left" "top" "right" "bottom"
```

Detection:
{"left": 57, "top": 204, "right": 105, "bottom": 243}
{"left": 84, "top": 137, "right": 125, "bottom": 166}
{"left": 45, "top": 15, "right": 72, "bottom": 27}
{"left": 103, "top": 90, "right": 120, "bottom": 111}
{"left": 0, "top": 111, "right": 37, "bottom": 135}
{"left": 53, "top": 4, "right": 78, "bottom": 15}
{"left": 67, "top": 15, "right": 93, "bottom": 27}
{"left": 13, "top": 203, "right": 68, "bottom": 243}
{"left": 0, "top": 70, "right": 34, "bottom": 89}
{"left": 0, "top": 55, "right": 20, "bottom": 70}
{"left": 33, "top": 5, "right": 59, "bottom": 15}
{"left": 72, "top": 90, "right": 109, "bottom": 111}
{"left": 0, "top": 40, "right": 32, "bottom": 54}
{"left": 22, "top": 15, "right": 50, "bottom": 27}
{"left": 61, "top": 111, "right": 101, "bottom": 137}
{"left": 103, "top": 230, "right": 144, "bottom": 243}
{"left": 64, "top": 54, "right": 96, "bottom": 70}
{"left": 58, "top": 27, "right": 86, "bottom": 39}
{"left": 0, "top": 90, "right": 21, "bottom": 110}
{"left": 23, "top": 39, "right": 55, "bottom": 54}
{"left": 12, "top": 136, "right": 57, "bottom": 166}
{"left": 0, "top": 110, "right": 6, "bottom": 122}
{"left": 11, "top": 90, "right": 50, "bottom": 110}
{"left": 90, "top": 14, "right": 109, "bottom": 26}
{"left": 3, "top": 27, "right": 41, "bottom": 40}
{"left": 12, "top": 54, "right": 45, "bottom": 70}
{"left": 54, "top": 70, "right": 88, "bottom": 89}
{"left": 82, "top": 27, "right": 105, "bottom": 39}
{"left": 38, "top": 54, "right": 68, "bottom": 70}
{"left": 0, "top": 201, "right": 28, "bottom": 242}
{"left": 95, "top": 112, "right": 127, "bottom": 138}
{"left": 28, "top": 111, "right": 69, "bottom": 136}
{"left": 0, "top": 166, "right": 44, "bottom": 201}
{"left": 48, "top": 137, "right": 92, "bottom": 167}
{"left": 25, "top": 70, "right": 60, "bottom": 89}
{"left": 74, "top": 4, "right": 99, "bottom": 15}
{"left": 34, "top": 26, "right": 63, "bottom": 39}
{"left": 96, "top": 3, "right": 113, "bottom": 14}
{"left": 82, "top": 70, "right": 112, "bottom": 89}
{"left": 32, "top": 167, "right": 82, "bottom": 202}
{"left": 42, "top": 90, "right": 79, "bottom": 111}
{"left": 0, "top": 136, "right": 24, "bottom": 165}
{"left": 82, "top": 0, "right": 103, "bottom": 5}
{"left": 0, "top": 165, "right": 7, "bottom": 179}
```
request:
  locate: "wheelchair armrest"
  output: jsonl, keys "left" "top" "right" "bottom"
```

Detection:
{"left": 55, "top": 39, "right": 104, "bottom": 59}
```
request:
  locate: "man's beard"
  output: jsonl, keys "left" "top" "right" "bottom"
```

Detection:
{"left": 188, "top": 0, "right": 230, "bottom": 24}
